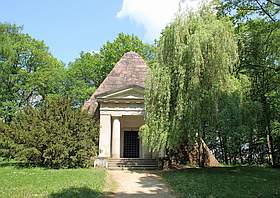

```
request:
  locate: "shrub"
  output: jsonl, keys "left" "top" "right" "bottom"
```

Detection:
{"left": 0, "top": 97, "right": 99, "bottom": 168}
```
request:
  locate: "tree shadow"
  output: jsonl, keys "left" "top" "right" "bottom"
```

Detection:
{"left": 157, "top": 167, "right": 280, "bottom": 197}
{"left": 49, "top": 184, "right": 171, "bottom": 198}
{"left": 48, "top": 187, "right": 102, "bottom": 198}
{"left": 107, "top": 192, "right": 172, "bottom": 198}
{"left": 14, "top": 165, "right": 274, "bottom": 197}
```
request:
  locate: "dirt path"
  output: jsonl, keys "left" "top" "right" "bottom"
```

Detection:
{"left": 106, "top": 170, "right": 174, "bottom": 198}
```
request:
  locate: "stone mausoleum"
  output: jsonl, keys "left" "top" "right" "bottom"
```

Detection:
{"left": 83, "top": 52, "right": 158, "bottom": 169}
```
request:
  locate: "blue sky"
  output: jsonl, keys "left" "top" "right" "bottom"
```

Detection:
{"left": 0, "top": 0, "right": 202, "bottom": 64}
{"left": 0, "top": 0, "right": 145, "bottom": 64}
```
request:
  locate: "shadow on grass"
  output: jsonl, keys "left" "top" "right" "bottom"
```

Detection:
{"left": 159, "top": 166, "right": 280, "bottom": 198}
{"left": 172, "top": 166, "right": 279, "bottom": 174}
{"left": 49, "top": 186, "right": 168, "bottom": 198}
{"left": 160, "top": 166, "right": 280, "bottom": 182}
{"left": 48, "top": 187, "right": 102, "bottom": 198}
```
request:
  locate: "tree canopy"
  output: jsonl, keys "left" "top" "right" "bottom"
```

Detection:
{"left": 0, "top": 23, "right": 65, "bottom": 122}
{"left": 141, "top": 3, "right": 280, "bottom": 166}
{"left": 141, "top": 8, "right": 239, "bottom": 152}
{"left": 218, "top": 0, "right": 280, "bottom": 22}
{"left": 218, "top": 0, "right": 280, "bottom": 165}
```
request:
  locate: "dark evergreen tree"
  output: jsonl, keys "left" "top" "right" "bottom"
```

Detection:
{"left": 0, "top": 97, "right": 99, "bottom": 168}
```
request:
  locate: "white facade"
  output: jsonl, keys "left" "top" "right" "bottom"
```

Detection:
{"left": 97, "top": 86, "right": 153, "bottom": 159}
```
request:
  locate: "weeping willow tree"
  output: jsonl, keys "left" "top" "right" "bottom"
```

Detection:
{"left": 140, "top": 7, "right": 239, "bottom": 153}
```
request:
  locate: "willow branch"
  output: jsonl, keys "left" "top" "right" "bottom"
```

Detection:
{"left": 255, "top": 0, "right": 276, "bottom": 21}
{"left": 267, "top": 0, "right": 280, "bottom": 7}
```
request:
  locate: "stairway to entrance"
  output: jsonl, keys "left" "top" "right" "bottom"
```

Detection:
{"left": 107, "top": 158, "right": 158, "bottom": 170}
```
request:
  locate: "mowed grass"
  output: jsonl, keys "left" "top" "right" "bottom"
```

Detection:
{"left": 161, "top": 167, "right": 280, "bottom": 198}
{"left": 0, "top": 160, "right": 106, "bottom": 198}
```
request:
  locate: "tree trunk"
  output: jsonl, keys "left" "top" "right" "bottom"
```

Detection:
{"left": 261, "top": 94, "right": 275, "bottom": 166}
{"left": 224, "top": 137, "right": 229, "bottom": 165}
{"left": 218, "top": 131, "right": 224, "bottom": 163}
{"left": 198, "top": 135, "right": 203, "bottom": 167}
{"left": 248, "top": 130, "right": 253, "bottom": 164}
{"left": 267, "top": 134, "right": 274, "bottom": 166}
{"left": 239, "top": 144, "right": 243, "bottom": 164}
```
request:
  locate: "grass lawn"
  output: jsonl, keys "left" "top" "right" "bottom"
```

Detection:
{"left": 0, "top": 159, "right": 106, "bottom": 198}
{"left": 161, "top": 167, "right": 280, "bottom": 198}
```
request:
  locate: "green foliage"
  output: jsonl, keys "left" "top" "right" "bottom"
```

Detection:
{"left": 141, "top": 7, "right": 238, "bottom": 152}
{"left": 143, "top": 3, "right": 279, "bottom": 166}
{"left": 66, "top": 52, "right": 101, "bottom": 106}
{"left": 236, "top": 19, "right": 280, "bottom": 164}
{"left": 0, "top": 23, "right": 65, "bottom": 122}
{"left": 0, "top": 97, "right": 99, "bottom": 168}
{"left": 218, "top": 0, "right": 280, "bottom": 23}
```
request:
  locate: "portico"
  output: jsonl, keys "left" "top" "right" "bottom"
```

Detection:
{"left": 97, "top": 85, "right": 151, "bottom": 159}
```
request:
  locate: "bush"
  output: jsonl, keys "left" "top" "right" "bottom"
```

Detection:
{"left": 0, "top": 121, "right": 21, "bottom": 160}
{"left": 0, "top": 97, "right": 99, "bottom": 168}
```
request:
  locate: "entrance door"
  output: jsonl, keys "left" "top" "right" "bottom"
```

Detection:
{"left": 123, "top": 131, "right": 139, "bottom": 158}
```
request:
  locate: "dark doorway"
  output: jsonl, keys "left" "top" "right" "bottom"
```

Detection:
{"left": 123, "top": 131, "right": 139, "bottom": 158}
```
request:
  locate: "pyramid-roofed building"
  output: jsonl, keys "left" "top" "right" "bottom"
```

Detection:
{"left": 85, "top": 51, "right": 160, "bottom": 169}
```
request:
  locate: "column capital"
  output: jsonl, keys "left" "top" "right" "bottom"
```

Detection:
{"left": 112, "top": 115, "right": 122, "bottom": 120}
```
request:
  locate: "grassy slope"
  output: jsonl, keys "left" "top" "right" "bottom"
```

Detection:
{"left": 0, "top": 160, "right": 106, "bottom": 198}
{"left": 161, "top": 167, "right": 280, "bottom": 198}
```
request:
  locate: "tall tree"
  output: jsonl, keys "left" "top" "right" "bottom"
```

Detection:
{"left": 66, "top": 52, "right": 101, "bottom": 107}
{"left": 0, "top": 23, "right": 65, "bottom": 122}
{"left": 217, "top": 0, "right": 280, "bottom": 165}
{"left": 236, "top": 20, "right": 280, "bottom": 165}
{"left": 141, "top": 7, "right": 238, "bottom": 155}
{"left": 218, "top": 0, "right": 280, "bottom": 23}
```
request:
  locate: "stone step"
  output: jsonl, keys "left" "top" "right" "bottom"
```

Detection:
{"left": 108, "top": 167, "right": 158, "bottom": 170}
{"left": 108, "top": 166, "right": 158, "bottom": 170}
{"left": 107, "top": 158, "right": 158, "bottom": 170}
{"left": 108, "top": 164, "right": 158, "bottom": 167}
{"left": 108, "top": 158, "right": 157, "bottom": 161}
{"left": 108, "top": 161, "right": 158, "bottom": 166}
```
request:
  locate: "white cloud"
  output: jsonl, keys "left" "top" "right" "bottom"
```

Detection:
{"left": 117, "top": 0, "right": 205, "bottom": 41}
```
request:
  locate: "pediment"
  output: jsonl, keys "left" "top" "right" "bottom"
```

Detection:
{"left": 95, "top": 85, "right": 144, "bottom": 100}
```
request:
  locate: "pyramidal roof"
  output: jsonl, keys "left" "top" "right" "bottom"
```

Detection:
{"left": 93, "top": 51, "right": 148, "bottom": 97}
{"left": 82, "top": 51, "right": 148, "bottom": 113}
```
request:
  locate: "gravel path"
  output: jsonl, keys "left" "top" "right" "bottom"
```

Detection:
{"left": 107, "top": 170, "right": 174, "bottom": 198}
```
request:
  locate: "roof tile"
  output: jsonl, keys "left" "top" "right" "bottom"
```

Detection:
{"left": 92, "top": 51, "right": 148, "bottom": 97}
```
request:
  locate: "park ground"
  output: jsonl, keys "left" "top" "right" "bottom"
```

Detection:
{"left": 0, "top": 158, "right": 280, "bottom": 198}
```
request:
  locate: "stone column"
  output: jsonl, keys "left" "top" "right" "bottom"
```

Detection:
{"left": 112, "top": 116, "right": 121, "bottom": 158}
{"left": 98, "top": 114, "right": 111, "bottom": 158}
